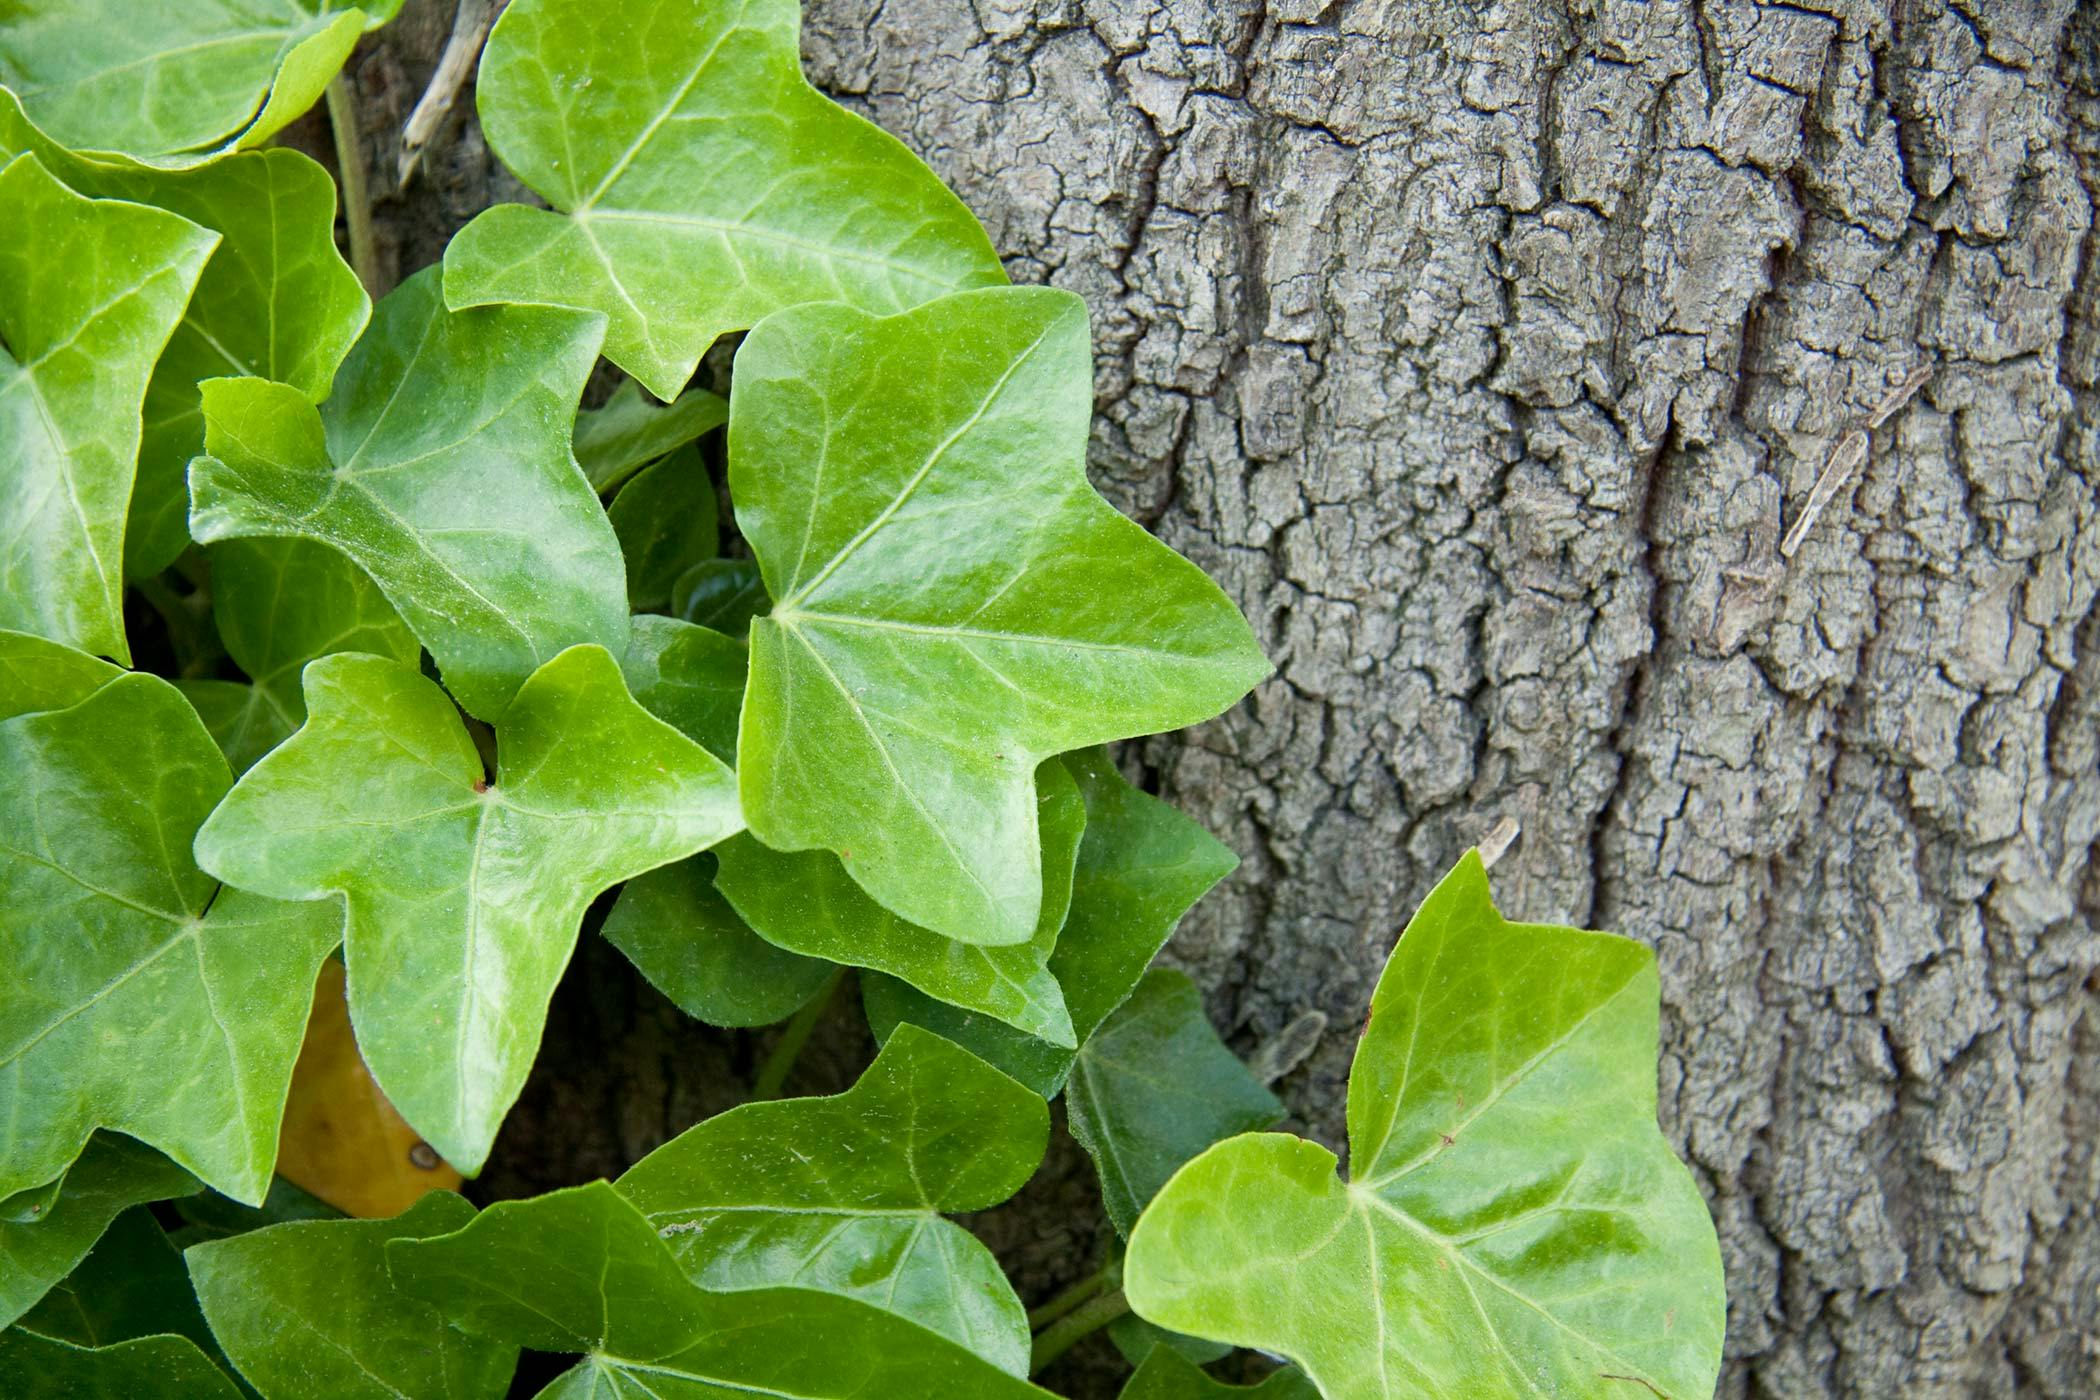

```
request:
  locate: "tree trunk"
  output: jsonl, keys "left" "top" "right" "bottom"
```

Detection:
{"left": 348, "top": 1, "right": 2100, "bottom": 1394}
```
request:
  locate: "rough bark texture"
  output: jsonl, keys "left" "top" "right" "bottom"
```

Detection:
{"left": 344, "top": 1, "right": 2100, "bottom": 1395}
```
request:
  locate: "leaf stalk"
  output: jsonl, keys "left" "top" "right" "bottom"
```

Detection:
{"left": 326, "top": 73, "right": 384, "bottom": 298}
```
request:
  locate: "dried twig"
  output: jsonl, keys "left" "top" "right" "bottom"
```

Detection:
{"left": 1478, "top": 814, "right": 1521, "bottom": 869}
{"left": 1778, "top": 364, "right": 1932, "bottom": 559}
{"left": 397, "top": 0, "right": 501, "bottom": 192}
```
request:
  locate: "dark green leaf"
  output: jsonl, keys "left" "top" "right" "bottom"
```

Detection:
{"left": 0, "top": 1330, "right": 241, "bottom": 1400}
{"left": 1107, "top": 1315, "right": 1230, "bottom": 1371}
{"left": 171, "top": 1179, "right": 342, "bottom": 1245}
{"left": 1119, "top": 1350, "right": 1319, "bottom": 1400}
{"left": 672, "top": 557, "right": 769, "bottom": 637}
{"left": 609, "top": 445, "right": 718, "bottom": 611}
{"left": 601, "top": 853, "right": 832, "bottom": 1028}
{"left": 620, "top": 615, "right": 745, "bottom": 764}
{"left": 20, "top": 1208, "right": 214, "bottom": 1355}
{"left": 0, "top": 1137, "right": 197, "bottom": 1329}
{"left": 573, "top": 381, "right": 727, "bottom": 494}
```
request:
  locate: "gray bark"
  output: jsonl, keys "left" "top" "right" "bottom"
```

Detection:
{"left": 349, "top": 1, "right": 2100, "bottom": 1394}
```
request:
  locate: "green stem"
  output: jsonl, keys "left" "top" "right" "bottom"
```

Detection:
{"left": 750, "top": 968, "right": 843, "bottom": 1100}
{"left": 1029, "top": 1288, "right": 1128, "bottom": 1376}
{"left": 1027, "top": 1257, "right": 1119, "bottom": 1330}
{"left": 325, "top": 73, "right": 383, "bottom": 298}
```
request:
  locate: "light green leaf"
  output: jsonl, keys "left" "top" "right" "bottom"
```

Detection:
{"left": 0, "top": 2, "right": 390, "bottom": 161}
{"left": 20, "top": 1207, "right": 217, "bottom": 1359}
{"left": 193, "top": 646, "right": 743, "bottom": 1173}
{"left": 573, "top": 380, "right": 727, "bottom": 494}
{"left": 620, "top": 615, "right": 745, "bottom": 764}
{"left": 601, "top": 853, "right": 831, "bottom": 1028}
{"left": 1123, "top": 853, "right": 1728, "bottom": 1400}
{"left": 0, "top": 1137, "right": 198, "bottom": 1330}
{"left": 672, "top": 556, "right": 768, "bottom": 637}
{"left": 733, "top": 288, "right": 1268, "bottom": 945}
{"left": 609, "top": 444, "right": 717, "bottom": 611}
{"left": 1068, "top": 969, "right": 1282, "bottom": 1237}
{"left": 616, "top": 1024, "right": 1046, "bottom": 1373}
{"left": 1120, "top": 1350, "right": 1319, "bottom": 1400}
{"left": 187, "top": 266, "right": 623, "bottom": 721}
{"left": 443, "top": 0, "right": 1005, "bottom": 400}
{"left": 188, "top": 1190, "right": 519, "bottom": 1400}
{"left": 0, "top": 629, "right": 122, "bottom": 721}
{"left": 713, "top": 760, "right": 1086, "bottom": 1044}
{"left": 0, "top": 671, "right": 341, "bottom": 1203}
{"left": 0, "top": 153, "right": 214, "bottom": 663}
{"left": 865, "top": 748, "right": 1237, "bottom": 1097}
{"left": 0, "top": 1329, "right": 242, "bottom": 1400}
{"left": 386, "top": 1181, "right": 1055, "bottom": 1400}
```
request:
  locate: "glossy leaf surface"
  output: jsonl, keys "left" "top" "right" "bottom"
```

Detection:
{"left": 609, "top": 444, "right": 717, "bottom": 610}
{"left": 713, "top": 760, "right": 1086, "bottom": 1044}
{"left": 1123, "top": 853, "right": 1727, "bottom": 1400}
{"left": 616, "top": 1025, "right": 1046, "bottom": 1372}
{"left": 187, "top": 267, "right": 623, "bottom": 721}
{"left": 445, "top": 0, "right": 1004, "bottom": 398}
{"left": 865, "top": 749, "right": 1236, "bottom": 1096}
{"left": 601, "top": 854, "right": 832, "bottom": 1028}
{"left": 619, "top": 615, "right": 744, "bottom": 764}
{"left": 734, "top": 288, "right": 1268, "bottom": 944}
{"left": 194, "top": 647, "right": 742, "bottom": 1172}
{"left": 0, "top": 1137, "right": 197, "bottom": 1329}
{"left": 188, "top": 1190, "right": 517, "bottom": 1400}
{"left": 1120, "top": 1351, "right": 1320, "bottom": 1400}
{"left": 1067, "top": 969, "right": 1282, "bottom": 1237}
{"left": 672, "top": 556, "right": 768, "bottom": 636}
{"left": 0, "top": 671, "right": 340, "bottom": 1202}
{"left": 388, "top": 1181, "right": 1053, "bottom": 1399}
{"left": 572, "top": 381, "right": 726, "bottom": 494}
{"left": 0, "top": 153, "right": 214, "bottom": 662}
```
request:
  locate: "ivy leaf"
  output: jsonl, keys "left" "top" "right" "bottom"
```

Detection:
{"left": 609, "top": 444, "right": 718, "bottom": 610}
{"left": 443, "top": 0, "right": 1005, "bottom": 400}
{"left": 386, "top": 1180, "right": 1056, "bottom": 1399}
{"left": 0, "top": 2, "right": 397, "bottom": 161}
{"left": 20, "top": 1207, "right": 217, "bottom": 1357}
{"left": 0, "top": 670, "right": 342, "bottom": 1203}
{"left": 0, "top": 1137, "right": 197, "bottom": 1329}
{"left": 0, "top": 1330, "right": 241, "bottom": 1400}
{"left": 172, "top": 1179, "right": 342, "bottom": 1247}
{"left": 1123, "top": 853, "right": 1728, "bottom": 1400}
{"left": 573, "top": 380, "right": 726, "bottom": 494}
{"left": 1108, "top": 1315, "right": 1229, "bottom": 1371}
{"left": 187, "top": 266, "right": 624, "bottom": 721}
{"left": 865, "top": 749, "right": 1237, "bottom": 1097}
{"left": 601, "top": 853, "right": 832, "bottom": 1028}
{"left": 0, "top": 630, "right": 122, "bottom": 721}
{"left": 1120, "top": 1351, "right": 1320, "bottom": 1400}
{"left": 620, "top": 615, "right": 745, "bottom": 764}
{"left": 193, "top": 646, "right": 743, "bottom": 1173}
{"left": 712, "top": 760, "right": 1087, "bottom": 1044}
{"left": 0, "top": 153, "right": 215, "bottom": 663}
{"left": 672, "top": 556, "right": 769, "bottom": 636}
{"left": 733, "top": 288, "right": 1269, "bottom": 945}
{"left": 187, "top": 1190, "right": 519, "bottom": 1400}
{"left": 1067, "top": 969, "right": 1283, "bottom": 1237}
{"left": 178, "top": 539, "right": 417, "bottom": 773}
{"left": 616, "top": 1024, "right": 1047, "bottom": 1373}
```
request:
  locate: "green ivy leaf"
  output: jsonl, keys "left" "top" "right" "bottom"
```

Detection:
{"left": 187, "top": 1190, "right": 519, "bottom": 1400}
{"left": 187, "top": 266, "right": 623, "bottom": 721}
{"left": 0, "top": 2, "right": 397, "bottom": 161}
{"left": 573, "top": 380, "right": 726, "bottom": 494}
{"left": 601, "top": 853, "right": 832, "bottom": 1028}
{"left": 0, "top": 671, "right": 341, "bottom": 1203}
{"left": 177, "top": 539, "right": 418, "bottom": 773}
{"left": 712, "top": 760, "right": 1087, "bottom": 1044}
{"left": 620, "top": 615, "right": 745, "bottom": 764}
{"left": 0, "top": 1137, "right": 198, "bottom": 1330}
{"left": 193, "top": 646, "right": 742, "bottom": 1173}
{"left": 0, "top": 1330, "right": 241, "bottom": 1400}
{"left": 443, "top": 0, "right": 1005, "bottom": 400}
{"left": 733, "top": 288, "right": 1268, "bottom": 945}
{"left": 170, "top": 1179, "right": 342, "bottom": 1247}
{"left": 20, "top": 1208, "right": 216, "bottom": 1358}
{"left": 0, "top": 153, "right": 215, "bottom": 662}
{"left": 1119, "top": 1351, "right": 1319, "bottom": 1400}
{"left": 609, "top": 444, "right": 718, "bottom": 610}
{"left": 0, "top": 630, "right": 122, "bottom": 721}
{"left": 615, "top": 1024, "right": 1047, "bottom": 1373}
{"left": 1068, "top": 969, "right": 1283, "bottom": 1238}
{"left": 387, "top": 1180, "right": 1055, "bottom": 1399}
{"left": 865, "top": 748, "right": 1237, "bottom": 1097}
{"left": 1108, "top": 1315, "right": 1229, "bottom": 1371}
{"left": 672, "top": 556, "right": 769, "bottom": 637}
{"left": 1123, "top": 853, "right": 1727, "bottom": 1400}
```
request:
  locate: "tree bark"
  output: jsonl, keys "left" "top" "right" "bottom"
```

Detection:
{"left": 348, "top": 1, "right": 2100, "bottom": 1394}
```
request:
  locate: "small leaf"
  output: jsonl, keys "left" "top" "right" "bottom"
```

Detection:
{"left": 187, "top": 266, "right": 623, "bottom": 721}
{"left": 1119, "top": 1350, "right": 1319, "bottom": 1400}
{"left": 188, "top": 1190, "right": 518, "bottom": 1400}
{"left": 609, "top": 444, "right": 719, "bottom": 610}
{"left": 734, "top": 288, "right": 1268, "bottom": 944}
{"left": 713, "top": 760, "right": 1087, "bottom": 1044}
{"left": 172, "top": 1180, "right": 342, "bottom": 1245}
{"left": 616, "top": 1025, "right": 1046, "bottom": 1372}
{"left": 672, "top": 556, "right": 769, "bottom": 636}
{"left": 1067, "top": 969, "right": 1283, "bottom": 1237}
{"left": 0, "top": 671, "right": 341, "bottom": 1202}
{"left": 0, "top": 1137, "right": 198, "bottom": 1330}
{"left": 601, "top": 853, "right": 832, "bottom": 1028}
{"left": 386, "top": 1181, "right": 1055, "bottom": 1399}
{"left": 20, "top": 1208, "right": 216, "bottom": 1357}
{"left": 0, "top": 152, "right": 215, "bottom": 662}
{"left": 444, "top": 0, "right": 1004, "bottom": 399}
{"left": 194, "top": 647, "right": 743, "bottom": 1173}
{"left": 620, "top": 615, "right": 745, "bottom": 764}
{"left": 865, "top": 749, "right": 1236, "bottom": 1097}
{"left": 0, "top": 1330, "right": 241, "bottom": 1400}
{"left": 573, "top": 380, "right": 726, "bottom": 494}
{"left": 1108, "top": 1315, "right": 1230, "bottom": 1371}
{"left": 1123, "top": 853, "right": 1727, "bottom": 1400}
